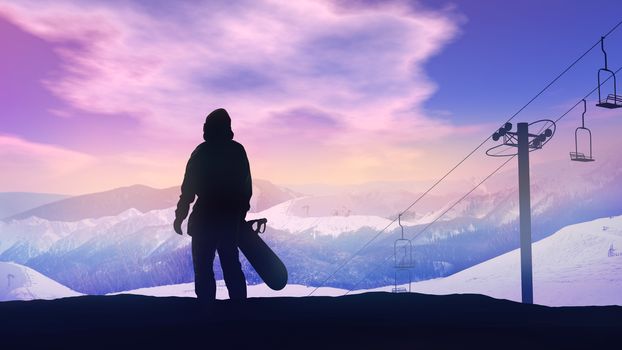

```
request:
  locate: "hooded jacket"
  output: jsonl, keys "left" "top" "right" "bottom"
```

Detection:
{"left": 175, "top": 109, "right": 252, "bottom": 229}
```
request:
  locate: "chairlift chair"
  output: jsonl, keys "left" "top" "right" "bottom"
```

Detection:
{"left": 596, "top": 36, "right": 622, "bottom": 109}
{"left": 394, "top": 214, "right": 413, "bottom": 268}
{"left": 392, "top": 214, "right": 413, "bottom": 293}
{"left": 570, "top": 100, "right": 595, "bottom": 162}
{"left": 392, "top": 269, "right": 411, "bottom": 293}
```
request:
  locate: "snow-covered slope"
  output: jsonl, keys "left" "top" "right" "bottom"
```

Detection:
{"left": 119, "top": 216, "right": 622, "bottom": 305}
{"left": 2, "top": 154, "right": 621, "bottom": 295}
{"left": 113, "top": 282, "right": 346, "bottom": 299}
{"left": 0, "top": 261, "right": 82, "bottom": 301}
{"left": 248, "top": 198, "right": 396, "bottom": 237}
{"left": 371, "top": 216, "right": 622, "bottom": 306}
{"left": 0, "top": 208, "right": 163, "bottom": 259}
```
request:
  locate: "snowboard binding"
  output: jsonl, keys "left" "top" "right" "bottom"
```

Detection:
{"left": 248, "top": 218, "right": 267, "bottom": 234}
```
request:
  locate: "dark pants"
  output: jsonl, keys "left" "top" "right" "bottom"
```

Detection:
{"left": 190, "top": 217, "right": 247, "bottom": 301}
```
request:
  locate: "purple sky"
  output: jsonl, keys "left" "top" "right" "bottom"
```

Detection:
{"left": 1, "top": 0, "right": 622, "bottom": 194}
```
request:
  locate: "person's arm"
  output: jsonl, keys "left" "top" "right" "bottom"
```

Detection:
{"left": 174, "top": 149, "right": 198, "bottom": 235}
{"left": 240, "top": 145, "right": 252, "bottom": 218}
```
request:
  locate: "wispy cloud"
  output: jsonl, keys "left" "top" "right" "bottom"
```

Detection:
{"left": 0, "top": 135, "right": 94, "bottom": 191}
{"left": 0, "top": 0, "right": 481, "bottom": 190}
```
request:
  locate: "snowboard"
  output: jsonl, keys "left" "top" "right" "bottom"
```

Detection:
{"left": 239, "top": 218, "right": 288, "bottom": 290}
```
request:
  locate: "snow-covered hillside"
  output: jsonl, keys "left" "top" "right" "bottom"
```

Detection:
{"left": 113, "top": 282, "right": 346, "bottom": 299}
{"left": 0, "top": 208, "right": 174, "bottom": 259}
{"left": 248, "top": 198, "right": 396, "bottom": 237}
{"left": 0, "top": 200, "right": 408, "bottom": 294}
{"left": 1, "top": 154, "right": 621, "bottom": 295}
{"left": 117, "top": 216, "right": 622, "bottom": 306}
{"left": 4, "top": 214, "right": 620, "bottom": 307}
{"left": 371, "top": 216, "right": 622, "bottom": 306}
{"left": 0, "top": 261, "right": 81, "bottom": 301}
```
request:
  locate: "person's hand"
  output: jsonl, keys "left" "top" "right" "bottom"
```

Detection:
{"left": 173, "top": 218, "right": 184, "bottom": 235}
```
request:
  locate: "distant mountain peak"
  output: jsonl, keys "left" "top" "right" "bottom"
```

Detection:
{"left": 6, "top": 179, "right": 300, "bottom": 222}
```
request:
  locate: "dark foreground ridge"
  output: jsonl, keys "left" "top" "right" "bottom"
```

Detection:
{"left": 1, "top": 292, "right": 620, "bottom": 349}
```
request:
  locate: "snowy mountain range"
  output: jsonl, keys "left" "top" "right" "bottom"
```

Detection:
{"left": 0, "top": 156, "right": 621, "bottom": 295}
{"left": 3, "top": 179, "right": 299, "bottom": 222}
{"left": 109, "top": 215, "right": 622, "bottom": 306}
{"left": 372, "top": 215, "right": 622, "bottom": 306}
{"left": 1, "top": 215, "right": 620, "bottom": 306}
{"left": 427, "top": 219, "right": 621, "bottom": 306}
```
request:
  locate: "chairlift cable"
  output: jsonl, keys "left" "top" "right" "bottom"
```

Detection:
{"left": 407, "top": 157, "right": 514, "bottom": 244}
{"left": 344, "top": 156, "right": 515, "bottom": 295}
{"left": 307, "top": 19, "right": 622, "bottom": 296}
{"left": 555, "top": 66, "right": 622, "bottom": 124}
{"left": 343, "top": 63, "right": 622, "bottom": 295}
{"left": 534, "top": 64, "right": 622, "bottom": 136}
{"left": 394, "top": 22, "right": 622, "bottom": 217}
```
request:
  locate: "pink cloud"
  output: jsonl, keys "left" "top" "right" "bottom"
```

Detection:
{"left": 0, "top": 135, "right": 94, "bottom": 191}
{"left": 0, "top": 0, "right": 485, "bottom": 188}
{"left": 0, "top": 134, "right": 192, "bottom": 194}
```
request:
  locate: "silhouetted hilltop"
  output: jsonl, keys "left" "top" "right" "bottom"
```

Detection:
{"left": 0, "top": 292, "right": 619, "bottom": 349}
{"left": 0, "top": 192, "right": 68, "bottom": 219}
{"left": 5, "top": 180, "right": 298, "bottom": 222}
{"left": 249, "top": 179, "right": 300, "bottom": 212}
{"left": 6, "top": 185, "right": 178, "bottom": 222}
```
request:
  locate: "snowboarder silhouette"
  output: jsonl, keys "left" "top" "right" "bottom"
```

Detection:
{"left": 174, "top": 108, "right": 252, "bottom": 303}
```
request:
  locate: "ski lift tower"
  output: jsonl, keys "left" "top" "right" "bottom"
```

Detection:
{"left": 392, "top": 214, "right": 413, "bottom": 293}
{"left": 486, "top": 121, "right": 556, "bottom": 304}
